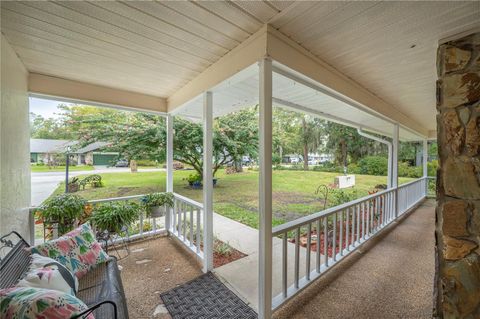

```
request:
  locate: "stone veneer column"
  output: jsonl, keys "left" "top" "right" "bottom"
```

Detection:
{"left": 435, "top": 32, "right": 480, "bottom": 318}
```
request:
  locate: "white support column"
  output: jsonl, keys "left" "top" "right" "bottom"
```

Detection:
{"left": 202, "top": 91, "right": 214, "bottom": 273}
{"left": 166, "top": 114, "right": 174, "bottom": 232}
{"left": 392, "top": 124, "right": 399, "bottom": 217}
{"left": 423, "top": 139, "right": 428, "bottom": 195}
{"left": 258, "top": 58, "right": 273, "bottom": 319}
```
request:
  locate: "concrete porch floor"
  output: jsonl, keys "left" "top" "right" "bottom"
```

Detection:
{"left": 117, "top": 199, "right": 434, "bottom": 318}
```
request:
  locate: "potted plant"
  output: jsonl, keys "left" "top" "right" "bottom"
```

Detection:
{"left": 89, "top": 201, "right": 140, "bottom": 234}
{"left": 141, "top": 192, "right": 174, "bottom": 217}
{"left": 38, "top": 193, "right": 87, "bottom": 235}
{"left": 67, "top": 177, "right": 80, "bottom": 193}
{"left": 186, "top": 173, "right": 202, "bottom": 188}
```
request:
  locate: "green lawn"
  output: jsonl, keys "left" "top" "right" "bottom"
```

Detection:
{"left": 31, "top": 165, "right": 95, "bottom": 173}
{"left": 49, "top": 169, "right": 415, "bottom": 229}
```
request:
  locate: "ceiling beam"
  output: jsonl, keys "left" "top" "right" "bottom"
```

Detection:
{"left": 28, "top": 73, "right": 167, "bottom": 113}
{"left": 167, "top": 25, "right": 269, "bottom": 112}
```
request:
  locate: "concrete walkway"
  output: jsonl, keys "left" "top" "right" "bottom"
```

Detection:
{"left": 276, "top": 199, "right": 435, "bottom": 319}
{"left": 213, "top": 213, "right": 319, "bottom": 310}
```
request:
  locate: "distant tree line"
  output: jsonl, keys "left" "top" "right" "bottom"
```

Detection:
{"left": 30, "top": 104, "right": 434, "bottom": 176}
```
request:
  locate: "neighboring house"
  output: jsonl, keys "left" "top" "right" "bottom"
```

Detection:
{"left": 30, "top": 139, "right": 118, "bottom": 166}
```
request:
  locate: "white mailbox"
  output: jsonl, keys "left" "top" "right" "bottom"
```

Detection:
{"left": 334, "top": 175, "right": 356, "bottom": 189}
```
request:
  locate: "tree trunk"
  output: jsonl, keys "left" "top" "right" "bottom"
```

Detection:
{"left": 302, "top": 116, "right": 309, "bottom": 171}
{"left": 235, "top": 160, "right": 243, "bottom": 173}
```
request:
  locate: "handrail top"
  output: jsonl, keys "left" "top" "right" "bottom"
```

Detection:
{"left": 272, "top": 187, "right": 394, "bottom": 236}
{"left": 272, "top": 176, "right": 428, "bottom": 235}
{"left": 397, "top": 177, "right": 425, "bottom": 189}
{"left": 173, "top": 193, "right": 203, "bottom": 208}
{"left": 30, "top": 191, "right": 203, "bottom": 208}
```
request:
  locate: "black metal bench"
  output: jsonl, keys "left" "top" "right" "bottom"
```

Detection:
{"left": 0, "top": 231, "right": 129, "bottom": 319}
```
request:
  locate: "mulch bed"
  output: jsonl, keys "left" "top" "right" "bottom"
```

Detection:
{"left": 213, "top": 241, "right": 247, "bottom": 268}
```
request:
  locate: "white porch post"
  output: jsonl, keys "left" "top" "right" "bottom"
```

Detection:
{"left": 203, "top": 91, "right": 214, "bottom": 272}
{"left": 422, "top": 139, "right": 428, "bottom": 195}
{"left": 392, "top": 124, "right": 399, "bottom": 218}
{"left": 166, "top": 114, "right": 174, "bottom": 232}
{"left": 258, "top": 58, "right": 273, "bottom": 319}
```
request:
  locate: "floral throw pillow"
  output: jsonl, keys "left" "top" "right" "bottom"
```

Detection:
{"left": 16, "top": 254, "right": 79, "bottom": 296}
{"left": 0, "top": 287, "right": 94, "bottom": 319}
{"left": 31, "top": 223, "right": 109, "bottom": 279}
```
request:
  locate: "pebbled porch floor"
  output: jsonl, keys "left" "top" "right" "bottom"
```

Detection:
{"left": 274, "top": 199, "right": 436, "bottom": 319}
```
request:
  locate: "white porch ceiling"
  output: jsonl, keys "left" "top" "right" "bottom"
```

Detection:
{"left": 1, "top": 1, "right": 479, "bottom": 133}
{"left": 172, "top": 62, "right": 421, "bottom": 142}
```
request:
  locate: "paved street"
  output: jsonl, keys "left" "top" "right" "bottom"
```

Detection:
{"left": 31, "top": 167, "right": 164, "bottom": 206}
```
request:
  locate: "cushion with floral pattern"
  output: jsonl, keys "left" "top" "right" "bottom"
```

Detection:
{"left": 16, "top": 254, "right": 79, "bottom": 295}
{"left": 30, "top": 223, "right": 108, "bottom": 279}
{"left": 0, "top": 287, "right": 94, "bottom": 319}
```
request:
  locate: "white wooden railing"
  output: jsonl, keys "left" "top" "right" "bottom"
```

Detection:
{"left": 168, "top": 193, "right": 204, "bottom": 262}
{"left": 270, "top": 177, "right": 428, "bottom": 310}
{"left": 31, "top": 193, "right": 205, "bottom": 264}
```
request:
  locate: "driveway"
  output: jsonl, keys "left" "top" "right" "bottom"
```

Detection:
{"left": 31, "top": 167, "right": 164, "bottom": 206}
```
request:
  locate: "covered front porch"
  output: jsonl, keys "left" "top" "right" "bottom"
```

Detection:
{"left": 107, "top": 198, "right": 435, "bottom": 318}
{"left": 2, "top": 2, "right": 478, "bottom": 318}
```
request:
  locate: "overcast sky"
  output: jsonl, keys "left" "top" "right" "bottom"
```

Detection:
{"left": 29, "top": 97, "right": 68, "bottom": 119}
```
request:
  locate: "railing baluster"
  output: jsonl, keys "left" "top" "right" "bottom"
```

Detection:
{"left": 351, "top": 205, "right": 356, "bottom": 247}
{"left": 361, "top": 202, "right": 365, "bottom": 240}
{"left": 190, "top": 205, "right": 194, "bottom": 246}
{"left": 346, "top": 207, "right": 350, "bottom": 251}
{"left": 139, "top": 210, "right": 144, "bottom": 237}
{"left": 324, "top": 217, "right": 328, "bottom": 267}
{"left": 153, "top": 216, "right": 157, "bottom": 234}
{"left": 183, "top": 202, "right": 187, "bottom": 238}
{"left": 306, "top": 223, "right": 311, "bottom": 280}
{"left": 332, "top": 213, "right": 337, "bottom": 262}
{"left": 339, "top": 210, "right": 344, "bottom": 256}
{"left": 366, "top": 199, "right": 370, "bottom": 238}
{"left": 356, "top": 204, "right": 360, "bottom": 243}
{"left": 316, "top": 219, "right": 321, "bottom": 273}
{"left": 294, "top": 228, "right": 300, "bottom": 289}
{"left": 173, "top": 199, "right": 177, "bottom": 235}
{"left": 283, "top": 234, "right": 288, "bottom": 297}
{"left": 196, "top": 209, "right": 201, "bottom": 253}
{"left": 178, "top": 202, "right": 183, "bottom": 237}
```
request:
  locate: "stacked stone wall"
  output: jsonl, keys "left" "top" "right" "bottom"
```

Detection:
{"left": 435, "top": 32, "right": 480, "bottom": 318}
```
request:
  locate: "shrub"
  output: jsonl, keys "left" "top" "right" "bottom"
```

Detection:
{"left": 272, "top": 153, "right": 281, "bottom": 165}
{"left": 358, "top": 156, "right": 388, "bottom": 176}
{"left": 428, "top": 160, "right": 438, "bottom": 177}
{"left": 136, "top": 159, "right": 158, "bottom": 167}
{"left": 329, "top": 188, "right": 358, "bottom": 207}
{"left": 398, "top": 162, "right": 422, "bottom": 178}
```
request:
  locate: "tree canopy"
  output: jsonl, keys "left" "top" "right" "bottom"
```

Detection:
{"left": 30, "top": 103, "right": 426, "bottom": 174}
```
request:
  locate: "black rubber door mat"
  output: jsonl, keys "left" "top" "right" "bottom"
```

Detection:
{"left": 160, "top": 272, "right": 257, "bottom": 319}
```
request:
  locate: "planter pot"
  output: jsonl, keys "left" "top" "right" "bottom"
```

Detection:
{"left": 68, "top": 183, "right": 79, "bottom": 193}
{"left": 192, "top": 181, "right": 202, "bottom": 189}
{"left": 148, "top": 205, "right": 166, "bottom": 217}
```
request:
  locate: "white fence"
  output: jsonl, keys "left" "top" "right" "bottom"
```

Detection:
{"left": 270, "top": 177, "right": 428, "bottom": 310}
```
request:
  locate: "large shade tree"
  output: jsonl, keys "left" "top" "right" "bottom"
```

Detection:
{"left": 59, "top": 105, "right": 258, "bottom": 177}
